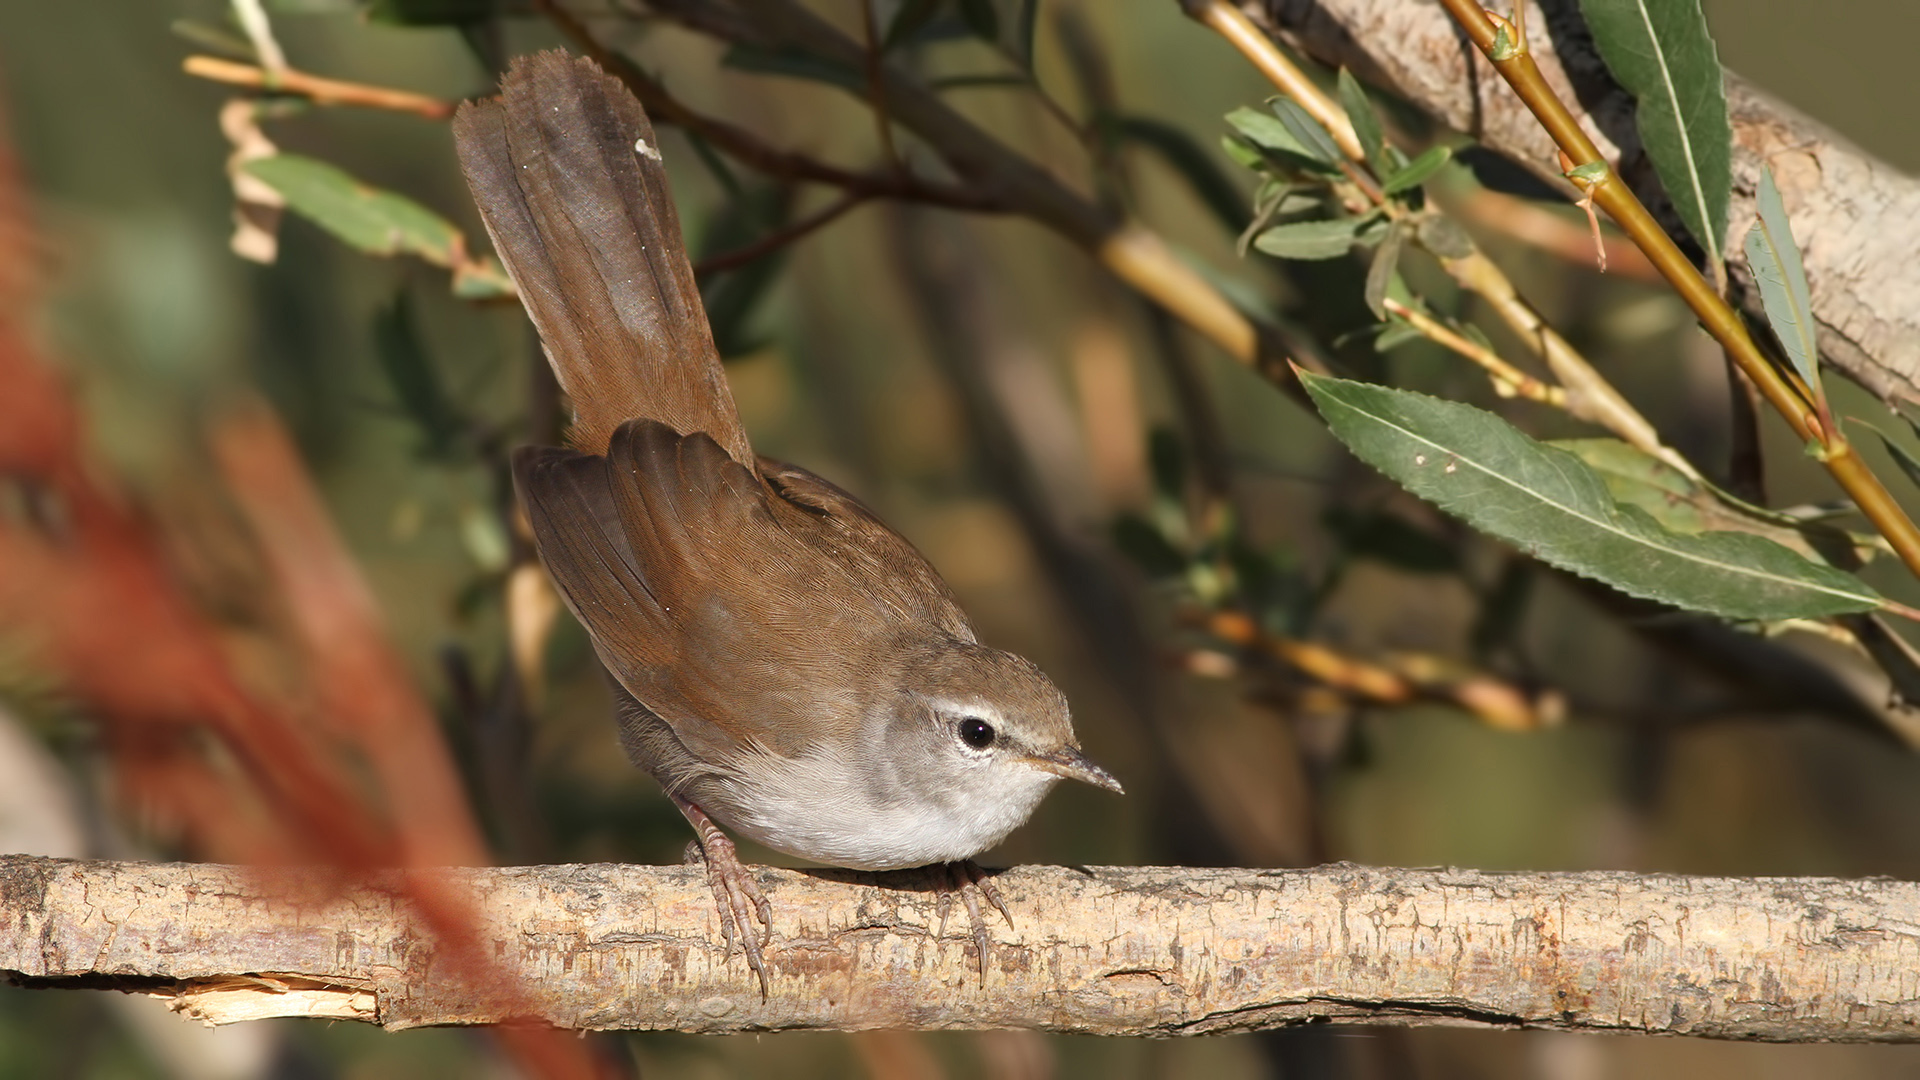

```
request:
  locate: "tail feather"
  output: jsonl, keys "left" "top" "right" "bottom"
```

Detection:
{"left": 452, "top": 51, "right": 749, "bottom": 462}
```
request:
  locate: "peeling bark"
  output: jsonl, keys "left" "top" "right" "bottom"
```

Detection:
{"left": 3, "top": 856, "right": 1918, "bottom": 1040}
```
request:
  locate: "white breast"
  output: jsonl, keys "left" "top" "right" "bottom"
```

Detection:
{"left": 710, "top": 746, "right": 1059, "bottom": 871}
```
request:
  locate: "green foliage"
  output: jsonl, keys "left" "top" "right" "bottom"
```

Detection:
{"left": 362, "top": 0, "right": 530, "bottom": 23}
{"left": 721, "top": 44, "right": 867, "bottom": 93}
{"left": 1271, "top": 98, "right": 1342, "bottom": 167}
{"left": 959, "top": 0, "right": 1000, "bottom": 43}
{"left": 694, "top": 186, "right": 795, "bottom": 359}
{"left": 373, "top": 293, "right": 465, "bottom": 462}
{"left": 1743, "top": 166, "right": 1821, "bottom": 401}
{"left": 1323, "top": 505, "right": 1459, "bottom": 575}
{"left": 1579, "top": 0, "right": 1731, "bottom": 265}
{"left": 1253, "top": 216, "right": 1379, "bottom": 260}
{"left": 1382, "top": 147, "right": 1452, "bottom": 196}
{"left": 1301, "top": 373, "right": 1882, "bottom": 620}
{"left": 242, "top": 154, "right": 513, "bottom": 297}
{"left": 1336, "top": 68, "right": 1392, "bottom": 178}
{"left": 1109, "top": 115, "right": 1249, "bottom": 232}
{"left": 1555, "top": 437, "right": 1873, "bottom": 567}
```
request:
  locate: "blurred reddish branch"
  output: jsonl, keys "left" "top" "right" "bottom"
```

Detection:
{"left": 0, "top": 110, "right": 593, "bottom": 1079}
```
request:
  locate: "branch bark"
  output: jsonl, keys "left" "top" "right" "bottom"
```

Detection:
{"left": 5, "top": 855, "right": 1919, "bottom": 1040}
{"left": 1250, "top": 0, "right": 1920, "bottom": 407}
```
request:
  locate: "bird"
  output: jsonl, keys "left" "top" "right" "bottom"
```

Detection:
{"left": 452, "top": 50, "right": 1121, "bottom": 995}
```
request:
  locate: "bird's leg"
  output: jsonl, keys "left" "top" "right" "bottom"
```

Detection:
{"left": 933, "top": 860, "right": 1014, "bottom": 978}
{"left": 670, "top": 793, "right": 773, "bottom": 998}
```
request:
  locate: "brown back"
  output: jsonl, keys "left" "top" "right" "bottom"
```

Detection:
{"left": 452, "top": 52, "right": 750, "bottom": 462}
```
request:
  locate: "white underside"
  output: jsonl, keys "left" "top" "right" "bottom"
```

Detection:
{"left": 713, "top": 746, "right": 1060, "bottom": 870}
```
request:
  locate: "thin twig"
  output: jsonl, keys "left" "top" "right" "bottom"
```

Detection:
{"left": 539, "top": 0, "right": 996, "bottom": 211}
{"left": 1382, "top": 297, "right": 1565, "bottom": 407}
{"left": 1445, "top": 186, "right": 1661, "bottom": 283}
{"left": 183, "top": 56, "right": 455, "bottom": 119}
{"left": 1201, "top": 610, "right": 1561, "bottom": 731}
{"left": 692, "top": 191, "right": 868, "bottom": 275}
{"left": 857, "top": 0, "right": 904, "bottom": 171}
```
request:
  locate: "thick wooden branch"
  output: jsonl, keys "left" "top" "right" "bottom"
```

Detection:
{"left": 1252, "top": 0, "right": 1920, "bottom": 406}
{"left": 3, "top": 855, "right": 1919, "bottom": 1040}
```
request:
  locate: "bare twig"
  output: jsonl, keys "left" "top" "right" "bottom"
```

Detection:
{"left": 692, "top": 191, "right": 868, "bottom": 275}
{"left": 183, "top": 55, "right": 455, "bottom": 119}
{"left": 1382, "top": 297, "right": 1565, "bottom": 407}
{"left": 539, "top": 1, "right": 996, "bottom": 211}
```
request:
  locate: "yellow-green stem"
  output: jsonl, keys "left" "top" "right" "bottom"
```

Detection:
{"left": 1436, "top": 0, "right": 1920, "bottom": 582}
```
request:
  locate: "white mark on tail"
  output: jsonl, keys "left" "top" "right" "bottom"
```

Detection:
{"left": 634, "top": 137, "right": 662, "bottom": 162}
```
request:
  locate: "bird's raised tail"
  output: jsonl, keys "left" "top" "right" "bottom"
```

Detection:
{"left": 452, "top": 51, "right": 749, "bottom": 462}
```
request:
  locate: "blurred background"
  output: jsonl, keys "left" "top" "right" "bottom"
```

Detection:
{"left": 5, "top": 0, "right": 1920, "bottom": 1077}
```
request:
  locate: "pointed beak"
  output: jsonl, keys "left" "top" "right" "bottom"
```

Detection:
{"left": 1026, "top": 746, "right": 1125, "bottom": 794}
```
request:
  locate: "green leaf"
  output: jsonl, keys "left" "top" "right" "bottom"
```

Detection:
{"left": 1364, "top": 221, "right": 1406, "bottom": 319}
{"left": 1336, "top": 69, "right": 1389, "bottom": 177}
{"left": 1470, "top": 559, "right": 1535, "bottom": 658}
{"left": 364, "top": 0, "right": 527, "bottom": 23}
{"left": 1112, "top": 514, "right": 1188, "bottom": 578}
{"left": 1014, "top": 0, "right": 1040, "bottom": 67}
{"left": 1874, "top": 429, "right": 1920, "bottom": 492}
{"left": 1254, "top": 218, "right": 1364, "bottom": 260}
{"left": 1579, "top": 0, "right": 1731, "bottom": 265}
{"left": 1111, "top": 115, "right": 1248, "bottom": 232}
{"left": 722, "top": 44, "right": 866, "bottom": 93}
{"left": 884, "top": 0, "right": 946, "bottom": 50}
{"left": 243, "top": 155, "right": 461, "bottom": 264}
{"left": 170, "top": 19, "right": 258, "bottom": 59}
{"left": 1224, "top": 107, "right": 1314, "bottom": 160}
{"left": 932, "top": 73, "right": 1031, "bottom": 90}
{"left": 1301, "top": 374, "right": 1882, "bottom": 619}
{"left": 1324, "top": 505, "right": 1458, "bottom": 574}
{"left": 1148, "top": 427, "right": 1187, "bottom": 499}
{"left": 1382, "top": 146, "right": 1452, "bottom": 196}
{"left": 959, "top": 0, "right": 1000, "bottom": 42}
{"left": 373, "top": 292, "right": 464, "bottom": 460}
{"left": 1254, "top": 217, "right": 1368, "bottom": 261}
{"left": 695, "top": 186, "right": 792, "bottom": 358}
{"left": 1271, "top": 98, "right": 1342, "bottom": 166}
{"left": 1415, "top": 213, "right": 1473, "bottom": 259}
{"left": 1220, "top": 134, "right": 1266, "bottom": 171}
{"left": 1374, "top": 319, "right": 1425, "bottom": 353}
{"left": 1743, "top": 166, "right": 1819, "bottom": 398}
{"left": 1552, "top": 436, "right": 1871, "bottom": 568}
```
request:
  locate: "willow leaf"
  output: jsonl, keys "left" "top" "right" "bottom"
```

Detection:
{"left": 1302, "top": 374, "right": 1880, "bottom": 619}
{"left": 244, "top": 155, "right": 460, "bottom": 264}
{"left": 1743, "top": 167, "right": 1820, "bottom": 397}
{"left": 1580, "top": 0, "right": 1730, "bottom": 266}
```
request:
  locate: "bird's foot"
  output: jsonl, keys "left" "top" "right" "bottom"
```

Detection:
{"left": 671, "top": 794, "right": 773, "bottom": 998}
{"left": 933, "top": 860, "right": 1014, "bottom": 978}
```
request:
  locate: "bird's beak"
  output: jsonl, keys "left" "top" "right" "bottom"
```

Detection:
{"left": 1026, "top": 746, "right": 1124, "bottom": 794}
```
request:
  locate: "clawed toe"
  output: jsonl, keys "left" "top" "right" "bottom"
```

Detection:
{"left": 934, "top": 860, "right": 1012, "bottom": 979}
{"left": 673, "top": 794, "right": 774, "bottom": 998}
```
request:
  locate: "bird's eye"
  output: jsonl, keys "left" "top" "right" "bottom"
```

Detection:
{"left": 958, "top": 717, "right": 996, "bottom": 749}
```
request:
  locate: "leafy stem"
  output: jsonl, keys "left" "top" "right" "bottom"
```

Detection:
{"left": 1434, "top": 0, "right": 1920, "bottom": 581}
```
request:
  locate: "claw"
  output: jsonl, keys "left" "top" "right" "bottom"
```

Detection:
{"left": 932, "top": 860, "right": 1012, "bottom": 980}
{"left": 672, "top": 794, "right": 773, "bottom": 999}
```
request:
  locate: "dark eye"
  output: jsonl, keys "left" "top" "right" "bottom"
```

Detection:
{"left": 958, "top": 717, "right": 996, "bottom": 749}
